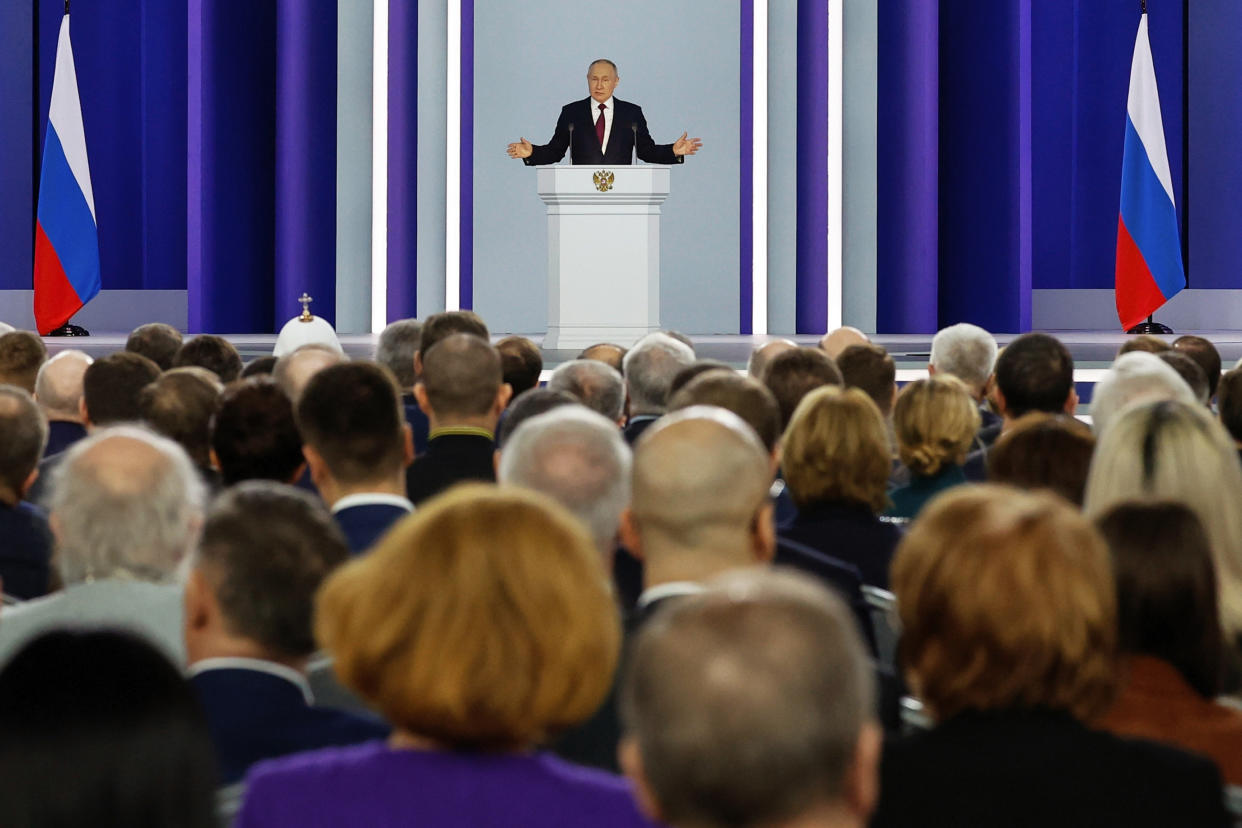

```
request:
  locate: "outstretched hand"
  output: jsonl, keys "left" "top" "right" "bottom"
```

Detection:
{"left": 506, "top": 138, "right": 533, "bottom": 159}
{"left": 673, "top": 132, "right": 703, "bottom": 157}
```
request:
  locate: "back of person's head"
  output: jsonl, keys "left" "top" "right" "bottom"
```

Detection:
{"left": 0, "top": 386, "right": 48, "bottom": 504}
{"left": 1218, "top": 367, "right": 1242, "bottom": 444}
{"left": 1084, "top": 399, "right": 1242, "bottom": 636}
{"left": 1090, "top": 351, "right": 1196, "bottom": 436}
{"left": 893, "top": 376, "right": 980, "bottom": 477}
{"left": 375, "top": 318, "right": 422, "bottom": 388}
{"left": 82, "top": 351, "right": 162, "bottom": 426}
{"left": 548, "top": 359, "right": 625, "bottom": 422}
{"left": 668, "top": 371, "right": 781, "bottom": 455}
{"left": 139, "top": 369, "right": 222, "bottom": 468}
{"left": 495, "top": 388, "right": 581, "bottom": 448}
{"left": 0, "top": 630, "right": 216, "bottom": 828}
{"left": 317, "top": 484, "right": 618, "bottom": 749}
{"left": 125, "top": 322, "right": 183, "bottom": 371}
{"left": 34, "top": 349, "right": 92, "bottom": 420}
{"left": 929, "top": 323, "right": 997, "bottom": 396}
{"left": 621, "top": 570, "right": 878, "bottom": 828}
{"left": 272, "top": 343, "right": 348, "bottom": 402}
{"left": 783, "top": 386, "right": 890, "bottom": 513}
{"left": 668, "top": 360, "right": 732, "bottom": 398}
{"left": 173, "top": 334, "right": 242, "bottom": 383}
{"left": 818, "top": 326, "right": 869, "bottom": 359}
{"left": 496, "top": 336, "right": 543, "bottom": 399}
{"left": 297, "top": 362, "right": 406, "bottom": 487}
{"left": 1095, "top": 500, "right": 1222, "bottom": 698}
{"left": 50, "top": 425, "right": 205, "bottom": 584}
{"left": 894, "top": 485, "right": 1116, "bottom": 722}
{"left": 623, "top": 333, "right": 696, "bottom": 415}
{"left": 240, "top": 355, "right": 278, "bottom": 379}
{"left": 994, "top": 332, "right": 1074, "bottom": 418}
{"left": 211, "top": 378, "right": 305, "bottom": 486}
{"left": 418, "top": 333, "right": 505, "bottom": 420}
{"left": 1117, "top": 334, "right": 1171, "bottom": 356}
{"left": 194, "top": 482, "right": 349, "bottom": 661}
{"left": 1173, "top": 335, "right": 1222, "bottom": 400}
{"left": 1157, "top": 350, "right": 1209, "bottom": 405}
{"left": 578, "top": 342, "right": 627, "bottom": 372}
{"left": 836, "top": 343, "right": 897, "bottom": 417}
{"left": 415, "top": 310, "right": 489, "bottom": 363}
{"left": 746, "top": 339, "right": 796, "bottom": 380}
{"left": 0, "top": 331, "right": 48, "bottom": 394}
{"left": 499, "top": 407, "right": 632, "bottom": 555}
{"left": 987, "top": 413, "right": 1095, "bottom": 507}
{"left": 762, "top": 347, "right": 843, "bottom": 430}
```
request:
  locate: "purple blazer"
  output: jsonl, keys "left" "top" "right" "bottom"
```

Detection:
{"left": 237, "top": 741, "right": 660, "bottom": 828}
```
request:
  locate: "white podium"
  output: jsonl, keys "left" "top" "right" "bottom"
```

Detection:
{"left": 537, "top": 165, "right": 671, "bottom": 350}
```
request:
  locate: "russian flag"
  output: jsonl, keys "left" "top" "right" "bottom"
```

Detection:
{"left": 1115, "top": 13, "right": 1184, "bottom": 332}
{"left": 33, "top": 13, "right": 100, "bottom": 335}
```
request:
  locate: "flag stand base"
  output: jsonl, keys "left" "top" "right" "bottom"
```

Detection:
{"left": 1126, "top": 320, "right": 1174, "bottom": 335}
{"left": 46, "top": 324, "right": 90, "bottom": 337}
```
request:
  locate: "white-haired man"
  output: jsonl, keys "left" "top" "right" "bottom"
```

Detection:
{"left": 1091, "top": 351, "right": 1196, "bottom": 437}
{"left": 621, "top": 333, "right": 695, "bottom": 444}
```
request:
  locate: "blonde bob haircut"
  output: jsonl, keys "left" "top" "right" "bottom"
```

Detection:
{"left": 783, "top": 386, "right": 891, "bottom": 513}
{"left": 893, "top": 376, "right": 980, "bottom": 477}
{"left": 1084, "top": 399, "right": 1242, "bottom": 637}
{"left": 893, "top": 485, "right": 1117, "bottom": 722}
{"left": 315, "top": 483, "right": 620, "bottom": 749}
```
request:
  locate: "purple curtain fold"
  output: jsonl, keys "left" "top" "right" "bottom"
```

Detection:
{"left": 796, "top": 0, "right": 828, "bottom": 333}
{"left": 387, "top": 0, "right": 418, "bottom": 321}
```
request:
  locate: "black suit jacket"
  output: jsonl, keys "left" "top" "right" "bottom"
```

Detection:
{"left": 524, "top": 98, "right": 683, "bottom": 166}
{"left": 0, "top": 501, "right": 53, "bottom": 600}
{"left": 778, "top": 500, "right": 903, "bottom": 589}
{"left": 334, "top": 503, "right": 411, "bottom": 556}
{"left": 405, "top": 432, "right": 496, "bottom": 506}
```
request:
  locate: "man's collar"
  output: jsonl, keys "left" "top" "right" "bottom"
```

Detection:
{"left": 188, "top": 657, "right": 313, "bottom": 705}
{"left": 429, "top": 426, "right": 494, "bottom": 441}
{"left": 332, "top": 492, "right": 414, "bottom": 515}
{"left": 594, "top": 96, "right": 614, "bottom": 111}
{"left": 637, "top": 581, "right": 705, "bottom": 609}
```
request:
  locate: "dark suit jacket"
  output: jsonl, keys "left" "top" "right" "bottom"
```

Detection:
{"left": 44, "top": 420, "right": 86, "bottom": 458}
{"left": 334, "top": 502, "right": 411, "bottom": 556}
{"left": 26, "top": 451, "right": 64, "bottom": 508}
{"left": 778, "top": 500, "right": 902, "bottom": 589}
{"left": 402, "top": 392, "right": 430, "bottom": 456}
{"left": 0, "top": 501, "right": 53, "bottom": 600}
{"left": 524, "top": 98, "right": 683, "bottom": 166}
{"left": 775, "top": 537, "right": 876, "bottom": 654}
{"left": 191, "top": 666, "right": 389, "bottom": 785}
{"left": 871, "top": 708, "right": 1229, "bottom": 827}
{"left": 405, "top": 432, "right": 496, "bottom": 506}
{"left": 623, "top": 415, "right": 660, "bottom": 446}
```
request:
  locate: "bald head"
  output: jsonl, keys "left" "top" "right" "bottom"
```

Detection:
{"left": 747, "top": 339, "right": 797, "bottom": 379}
{"left": 272, "top": 344, "right": 347, "bottom": 402}
{"left": 579, "top": 343, "right": 627, "bottom": 373}
{"left": 819, "top": 326, "right": 869, "bottom": 360}
{"left": 34, "top": 349, "right": 92, "bottom": 421}
{"left": 418, "top": 333, "right": 507, "bottom": 421}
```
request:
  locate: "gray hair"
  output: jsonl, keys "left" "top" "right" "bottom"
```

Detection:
{"left": 547, "top": 359, "right": 625, "bottom": 421}
{"left": 622, "top": 333, "right": 695, "bottom": 415}
{"left": 930, "top": 323, "right": 997, "bottom": 391}
{"left": 1091, "top": 351, "right": 1195, "bottom": 437}
{"left": 621, "top": 569, "right": 874, "bottom": 825}
{"left": 34, "top": 349, "right": 93, "bottom": 419}
{"left": 375, "top": 318, "right": 422, "bottom": 388}
{"left": 498, "top": 406, "right": 632, "bottom": 555}
{"left": 49, "top": 425, "right": 206, "bottom": 584}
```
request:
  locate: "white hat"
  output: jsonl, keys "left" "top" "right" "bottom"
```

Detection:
{"left": 273, "top": 294, "right": 344, "bottom": 358}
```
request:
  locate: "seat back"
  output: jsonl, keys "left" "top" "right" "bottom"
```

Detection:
{"left": 860, "top": 585, "right": 899, "bottom": 671}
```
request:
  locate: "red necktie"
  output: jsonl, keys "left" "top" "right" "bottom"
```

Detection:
{"left": 596, "top": 103, "right": 606, "bottom": 148}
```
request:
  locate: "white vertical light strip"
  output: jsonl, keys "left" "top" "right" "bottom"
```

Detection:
{"left": 751, "top": 0, "right": 769, "bottom": 336}
{"left": 827, "top": 0, "right": 844, "bottom": 329}
{"left": 445, "top": 0, "right": 461, "bottom": 311}
{"left": 370, "top": 0, "right": 389, "bottom": 332}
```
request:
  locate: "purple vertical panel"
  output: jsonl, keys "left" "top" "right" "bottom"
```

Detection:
{"left": 1017, "top": 0, "right": 1032, "bottom": 330}
{"left": 0, "top": 1, "right": 32, "bottom": 289}
{"left": 388, "top": 0, "right": 418, "bottom": 320}
{"left": 796, "top": 0, "right": 827, "bottom": 333}
{"left": 876, "top": 0, "right": 938, "bottom": 334}
{"left": 739, "top": 0, "right": 753, "bottom": 334}
{"left": 460, "top": 0, "right": 474, "bottom": 309}
{"left": 275, "top": 0, "right": 337, "bottom": 329}
{"left": 187, "top": 0, "right": 206, "bottom": 330}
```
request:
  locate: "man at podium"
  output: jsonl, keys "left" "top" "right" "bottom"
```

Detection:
{"left": 506, "top": 59, "right": 703, "bottom": 166}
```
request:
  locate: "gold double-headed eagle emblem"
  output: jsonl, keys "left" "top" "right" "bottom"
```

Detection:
{"left": 592, "top": 170, "right": 615, "bottom": 193}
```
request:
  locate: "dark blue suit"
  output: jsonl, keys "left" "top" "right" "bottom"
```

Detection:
{"left": 778, "top": 500, "right": 903, "bottom": 589}
{"left": 406, "top": 432, "right": 495, "bottom": 506}
{"left": 190, "top": 666, "right": 390, "bottom": 785}
{"left": 44, "top": 420, "right": 87, "bottom": 458}
{"left": 524, "top": 98, "right": 682, "bottom": 166}
{"left": 402, "top": 392, "right": 430, "bottom": 456}
{"left": 0, "top": 501, "right": 53, "bottom": 600}
{"left": 334, "top": 503, "right": 411, "bottom": 556}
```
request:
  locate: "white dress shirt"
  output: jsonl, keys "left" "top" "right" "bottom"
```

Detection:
{"left": 593, "top": 96, "right": 615, "bottom": 154}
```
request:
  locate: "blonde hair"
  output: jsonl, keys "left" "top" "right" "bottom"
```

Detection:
{"left": 1084, "top": 399, "right": 1242, "bottom": 637}
{"left": 893, "top": 376, "right": 980, "bottom": 477}
{"left": 315, "top": 484, "right": 620, "bottom": 749}
{"left": 783, "top": 386, "right": 891, "bottom": 512}
{"left": 893, "top": 485, "right": 1117, "bottom": 721}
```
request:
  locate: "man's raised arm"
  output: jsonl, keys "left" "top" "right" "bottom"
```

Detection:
{"left": 507, "top": 108, "right": 572, "bottom": 166}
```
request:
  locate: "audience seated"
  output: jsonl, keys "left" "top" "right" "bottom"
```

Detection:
{"left": 236, "top": 485, "right": 653, "bottom": 828}
{"left": 779, "top": 387, "right": 901, "bottom": 588}
{"left": 762, "top": 346, "right": 843, "bottom": 431}
{"left": 929, "top": 322, "right": 1000, "bottom": 440}
{"left": 375, "top": 318, "right": 428, "bottom": 453}
{"left": 211, "top": 378, "right": 306, "bottom": 487}
{"left": 1217, "top": 367, "right": 1242, "bottom": 464}
{"left": 621, "top": 333, "right": 695, "bottom": 444}
{"left": 1118, "top": 333, "right": 1172, "bottom": 356}
{"left": 873, "top": 485, "right": 1228, "bottom": 827}
{"left": 1173, "top": 334, "right": 1222, "bottom": 402}
{"left": 1084, "top": 400, "right": 1242, "bottom": 647}
{"left": 1095, "top": 501, "right": 1242, "bottom": 786}
{"left": 818, "top": 326, "right": 869, "bottom": 359}
{"left": 271, "top": 343, "right": 347, "bottom": 402}
{"left": 1158, "top": 350, "right": 1210, "bottom": 405}
{"left": 407, "top": 311, "right": 490, "bottom": 453}
{"left": 495, "top": 388, "right": 581, "bottom": 447}
{"left": 33, "top": 348, "right": 91, "bottom": 457}
{"left": 407, "top": 333, "right": 509, "bottom": 505}
{"left": 992, "top": 332, "right": 1077, "bottom": 429}
{"left": 174, "top": 334, "right": 243, "bottom": 383}
{"left": 548, "top": 358, "right": 626, "bottom": 424}
{"left": 185, "top": 482, "right": 389, "bottom": 784}
{"left": 297, "top": 363, "right": 413, "bottom": 554}
{"left": 126, "top": 322, "right": 183, "bottom": 370}
{"left": 0, "top": 331, "right": 48, "bottom": 393}
{"left": 746, "top": 338, "right": 797, "bottom": 379}
{"left": 241, "top": 355, "right": 278, "bottom": 378}
{"left": 0, "top": 426, "right": 205, "bottom": 666}
{"left": 579, "top": 342, "right": 627, "bottom": 373}
{"left": 0, "top": 386, "right": 54, "bottom": 600}
{"left": 887, "top": 376, "right": 979, "bottom": 519}
{"left": 986, "top": 412, "right": 1095, "bottom": 506}
{"left": 836, "top": 343, "right": 897, "bottom": 422}
{"left": 140, "top": 368, "right": 224, "bottom": 490}
{"left": 620, "top": 570, "right": 880, "bottom": 828}
{"left": 0, "top": 630, "right": 217, "bottom": 828}
{"left": 1090, "top": 351, "right": 1194, "bottom": 436}
{"left": 496, "top": 335, "right": 543, "bottom": 400}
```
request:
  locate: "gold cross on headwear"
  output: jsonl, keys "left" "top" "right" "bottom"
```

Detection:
{"left": 298, "top": 293, "right": 313, "bottom": 322}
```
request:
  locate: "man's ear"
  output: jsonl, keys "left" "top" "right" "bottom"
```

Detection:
{"left": 926, "top": 363, "right": 936, "bottom": 376}
{"left": 208, "top": 448, "right": 222, "bottom": 472}
{"left": 413, "top": 352, "right": 424, "bottom": 378}
{"left": 413, "top": 383, "right": 431, "bottom": 416}
{"left": 302, "top": 445, "right": 327, "bottom": 488}
{"left": 495, "top": 382, "right": 514, "bottom": 413}
{"left": 618, "top": 738, "right": 663, "bottom": 824}
{"left": 843, "top": 722, "right": 883, "bottom": 822}
{"left": 184, "top": 567, "right": 216, "bottom": 634}
{"left": 752, "top": 500, "right": 776, "bottom": 564}
{"left": 1064, "top": 386, "right": 1079, "bottom": 415}
{"left": 19, "top": 467, "right": 38, "bottom": 500}
{"left": 78, "top": 396, "right": 91, "bottom": 427}
{"left": 619, "top": 508, "right": 643, "bottom": 561}
{"left": 993, "top": 386, "right": 1009, "bottom": 418}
